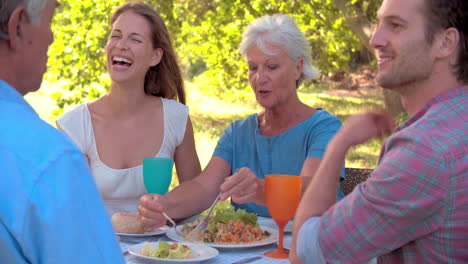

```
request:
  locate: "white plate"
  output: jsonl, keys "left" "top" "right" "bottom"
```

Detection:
{"left": 256, "top": 217, "right": 293, "bottom": 233}
{"left": 166, "top": 225, "right": 278, "bottom": 249}
{"left": 128, "top": 241, "right": 218, "bottom": 263}
{"left": 117, "top": 225, "right": 170, "bottom": 237}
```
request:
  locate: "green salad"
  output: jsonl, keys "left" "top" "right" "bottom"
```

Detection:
{"left": 206, "top": 206, "right": 258, "bottom": 234}
{"left": 141, "top": 241, "right": 192, "bottom": 259}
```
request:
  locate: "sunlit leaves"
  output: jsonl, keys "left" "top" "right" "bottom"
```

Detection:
{"left": 46, "top": 0, "right": 125, "bottom": 113}
{"left": 46, "top": 0, "right": 378, "bottom": 110}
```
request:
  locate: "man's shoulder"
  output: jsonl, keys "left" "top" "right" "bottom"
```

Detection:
{"left": 0, "top": 101, "right": 82, "bottom": 169}
{"left": 408, "top": 95, "right": 466, "bottom": 139}
{"left": 391, "top": 103, "right": 467, "bottom": 163}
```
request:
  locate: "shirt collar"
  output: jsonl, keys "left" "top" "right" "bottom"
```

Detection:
{"left": 0, "top": 79, "right": 38, "bottom": 116}
{"left": 396, "top": 85, "right": 467, "bottom": 132}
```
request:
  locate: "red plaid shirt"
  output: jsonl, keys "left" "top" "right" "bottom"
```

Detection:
{"left": 318, "top": 86, "right": 468, "bottom": 263}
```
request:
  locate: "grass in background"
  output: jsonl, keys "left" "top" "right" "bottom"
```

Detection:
{"left": 25, "top": 78, "right": 386, "bottom": 190}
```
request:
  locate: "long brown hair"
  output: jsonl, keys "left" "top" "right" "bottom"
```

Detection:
{"left": 110, "top": 1, "right": 186, "bottom": 104}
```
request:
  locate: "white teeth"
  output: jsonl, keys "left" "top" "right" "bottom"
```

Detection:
{"left": 113, "top": 56, "right": 132, "bottom": 64}
{"left": 378, "top": 58, "right": 391, "bottom": 63}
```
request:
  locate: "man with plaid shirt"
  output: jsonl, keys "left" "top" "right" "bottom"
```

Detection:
{"left": 290, "top": 0, "right": 468, "bottom": 263}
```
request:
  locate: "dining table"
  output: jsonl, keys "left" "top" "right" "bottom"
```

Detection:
{"left": 119, "top": 216, "right": 293, "bottom": 264}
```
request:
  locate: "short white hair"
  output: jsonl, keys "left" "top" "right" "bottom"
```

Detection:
{"left": 240, "top": 14, "right": 319, "bottom": 86}
{"left": 0, "top": 0, "right": 49, "bottom": 40}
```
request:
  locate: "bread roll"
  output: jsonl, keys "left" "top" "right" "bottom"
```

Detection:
{"left": 111, "top": 212, "right": 152, "bottom": 234}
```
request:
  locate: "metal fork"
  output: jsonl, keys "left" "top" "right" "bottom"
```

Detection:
{"left": 162, "top": 212, "right": 186, "bottom": 238}
{"left": 185, "top": 192, "right": 223, "bottom": 242}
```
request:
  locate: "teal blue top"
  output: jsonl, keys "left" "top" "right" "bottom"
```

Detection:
{"left": 213, "top": 110, "right": 345, "bottom": 217}
{"left": 0, "top": 80, "right": 124, "bottom": 263}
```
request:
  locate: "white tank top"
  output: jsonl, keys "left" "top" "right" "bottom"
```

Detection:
{"left": 57, "top": 98, "right": 188, "bottom": 214}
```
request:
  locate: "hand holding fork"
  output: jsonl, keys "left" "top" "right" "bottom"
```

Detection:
{"left": 155, "top": 191, "right": 222, "bottom": 243}
{"left": 185, "top": 192, "right": 223, "bottom": 242}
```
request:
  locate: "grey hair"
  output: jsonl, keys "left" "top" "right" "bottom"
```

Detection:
{"left": 0, "top": 0, "right": 49, "bottom": 40}
{"left": 240, "top": 14, "right": 319, "bottom": 86}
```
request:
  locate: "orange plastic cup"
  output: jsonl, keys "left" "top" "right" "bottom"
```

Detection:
{"left": 264, "top": 174, "right": 302, "bottom": 259}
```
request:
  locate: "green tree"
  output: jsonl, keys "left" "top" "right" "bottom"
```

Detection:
{"left": 159, "top": 0, "right": 365, "bottom": 94}
{"left": 330, "top": 0, "right": 405, "bottom": 117}
{"left": 47, "top": 0, "right": 387, "bottom": 114}
{"left": 47, "top": 0, "right": 124, "bottom": 116}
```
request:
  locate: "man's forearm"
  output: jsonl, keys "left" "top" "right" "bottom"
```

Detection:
{"left": 297, "top": 134, "right": 350, "bottom": 218}
{"left": 290, "top": 134, "right": 351, "bottom": 264}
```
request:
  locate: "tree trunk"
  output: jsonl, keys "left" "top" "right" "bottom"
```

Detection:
{"left": 330, "top": 0, "right": 406, "bottom": 118}
{"left": 329, "top": 0, "right": 374, "bottom": 54}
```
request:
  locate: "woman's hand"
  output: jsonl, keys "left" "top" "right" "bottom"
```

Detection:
{"left": 219, "top": 167, "right": 265, "bottom": 205}
{"left": 138, "top": 194, "right": 170, "bottom": 228}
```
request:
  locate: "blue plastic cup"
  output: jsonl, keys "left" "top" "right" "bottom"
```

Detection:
{"left": 143, "top": 157, "right": 174, "bottom": 195}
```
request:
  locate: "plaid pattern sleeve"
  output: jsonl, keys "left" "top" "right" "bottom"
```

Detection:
{"left": 316, "top": 86, "right": 468, "bottom": 264}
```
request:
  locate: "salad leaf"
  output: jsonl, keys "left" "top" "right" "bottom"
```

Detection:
{"left": 168, "top": 244, "right": 191, "bottom": 259}
{"left": 158, "top": 241, "right": 171, "bottom": 250}
{"left": 142, "top": 242, "right": 191, "bottom": 259}
{"left": 206, "top": 207, "right": 258, "bottom": 233}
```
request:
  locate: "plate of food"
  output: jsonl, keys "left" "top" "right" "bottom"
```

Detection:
{"left": 116, "top": 226, "right": 170, "bottom": 237}
{"left": 128, "top": 241, "right": 219, "bottom": 263}
{"left": 112, "top": 212, "right": 170, "bottom": 237}
{"left": 166, "top": 207, "right": 278, "bottom": 248}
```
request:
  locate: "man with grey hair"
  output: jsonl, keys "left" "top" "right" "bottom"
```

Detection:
{"left": 0, "top": 0, "right": 124, "bottom": 262}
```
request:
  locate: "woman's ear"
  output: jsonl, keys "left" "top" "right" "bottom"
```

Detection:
{"left": 295, "top": 57, "right": 304, "bottom": 80}
{"left": 150, "top": 47, "right": 163, "bottom": 67}
{"left": 7, "top": 6, "right": 27, "bottom": 50}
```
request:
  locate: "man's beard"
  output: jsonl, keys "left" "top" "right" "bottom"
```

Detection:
{"left": 376, "top": 44, "right": 433, "bottom": 91}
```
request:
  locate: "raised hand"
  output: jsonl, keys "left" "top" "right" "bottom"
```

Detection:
{"left": 338, "top": 112, "right": 395, "bottom": 148}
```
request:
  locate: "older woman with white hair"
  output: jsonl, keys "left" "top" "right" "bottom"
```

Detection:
{"left": 138, "top": 14, "right": 344, "bottom": 226}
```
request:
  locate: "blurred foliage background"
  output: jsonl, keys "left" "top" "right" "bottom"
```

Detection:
{"left": 46, "top": 0, "right": 383, "bottom": 113}
{"left": 28, "top": 0, "right": 400, "bottom": 170}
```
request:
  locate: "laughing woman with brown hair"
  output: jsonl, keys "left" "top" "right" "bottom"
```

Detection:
{"left": 57, "top": 2, "right": 201, "bottom": 215}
